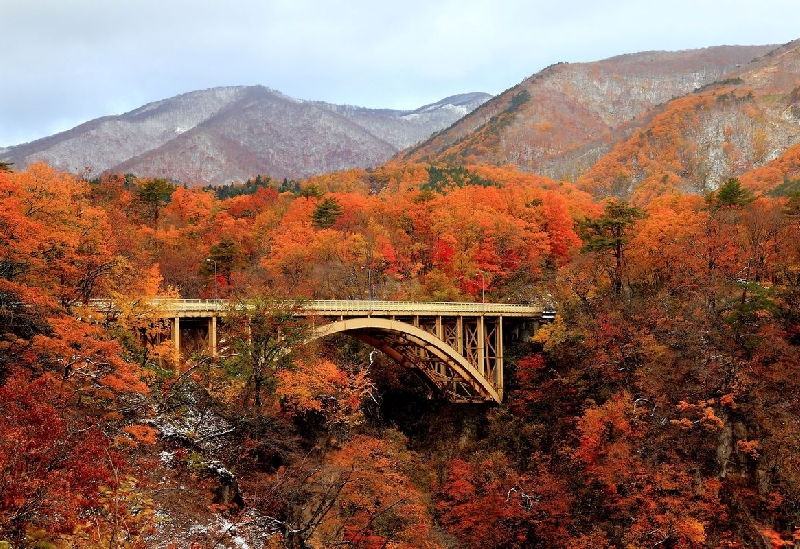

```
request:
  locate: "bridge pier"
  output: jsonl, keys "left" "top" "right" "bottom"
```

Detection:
{"left": 210, "top": 316, "right": 217, "bottom": 357}
{"left": 169, "top": 315, "right": 218, "bottom": 358}
{"left": 171, "top": 316, "right": 180, "bottom": 353}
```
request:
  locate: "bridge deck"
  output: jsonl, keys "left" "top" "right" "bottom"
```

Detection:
{"left": 143, "top": 299, "right": 550, "bottom": 318}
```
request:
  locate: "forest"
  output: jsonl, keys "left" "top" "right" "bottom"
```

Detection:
{"left": 1, "top": 154, "right": 800, "bottom": 548}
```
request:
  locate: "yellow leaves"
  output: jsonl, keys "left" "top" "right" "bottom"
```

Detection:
{"left": 531, "top": 315, "right": 567, "bottom": 351}
{"left": 678, "top": 517, "right": 707, "bottom": 544}
{"left": 71, "top": 475, "right": 156, "bottom": 548}
{"left": 204, "top": 373, "right": 246, "bottom": 407}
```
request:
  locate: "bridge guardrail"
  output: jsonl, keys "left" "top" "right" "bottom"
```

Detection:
{"left": 91, "top": 298, "right": 552, "bottom": 317}
{"left": 303, "top": 300, "right": 544, "bottom": 315}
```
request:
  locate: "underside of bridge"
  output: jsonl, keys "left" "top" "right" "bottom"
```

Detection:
{"left": 311, "top": 317, "right": 505, "bottom": 403}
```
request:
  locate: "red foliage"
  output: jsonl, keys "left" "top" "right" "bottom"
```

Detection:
{"left": 0, "top": 372, "right": 117, "bottom": 539}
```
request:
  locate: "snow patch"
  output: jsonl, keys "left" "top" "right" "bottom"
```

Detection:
{"left": 151, "top": 400, "right": 234, "bottom": 449}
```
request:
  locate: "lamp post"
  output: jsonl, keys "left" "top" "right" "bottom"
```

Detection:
{"left": 206, "top": 258, "right": 217, "bottom": 310}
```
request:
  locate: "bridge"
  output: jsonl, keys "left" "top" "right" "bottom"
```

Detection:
{"left": 145, "top": 299, "right": 553, "bottom": 403}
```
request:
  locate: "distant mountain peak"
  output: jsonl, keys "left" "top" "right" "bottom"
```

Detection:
{"left": 1, "top": 87, "right": 490, "bottom": 186}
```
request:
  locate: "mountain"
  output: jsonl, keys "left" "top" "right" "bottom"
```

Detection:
{"left": 8, "top": 41, "right": 800, "bottom": 199}
{"left": 575, "top": 39, "right": 800, "bottom": 201}
{"left": 0, "top": 87, "right": 490, "bottom": 186}
{"left": 401, "top": 45, "right": 778, "bottom": 183}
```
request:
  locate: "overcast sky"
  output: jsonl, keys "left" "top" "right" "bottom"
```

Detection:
{"left": 2, "top": 0, "right": 799, "bottom": 147}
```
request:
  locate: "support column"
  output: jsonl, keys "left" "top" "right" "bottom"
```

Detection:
{"left": 477, "top": 316, "right": 485, "bottom": 376}
{"left": 456, "top": 316, "right": 464, "bottom": 355}
{"left": 172, "top": 316, "right": 180, "bottom": 354}
{"left": 209, "top": 315, "right": 217, "bottom": 357}
{"left": 496, "top": 316, "right": 504, "bottom": 398}
{"left": 434, "top": 315, "right": 445, "bottom": 377}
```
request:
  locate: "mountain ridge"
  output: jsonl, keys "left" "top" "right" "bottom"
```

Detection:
{"left": 401, "top": 44, "right": 779, "bottom": 181}
{"left": 1, "top": 86, "right": 490, "bottom": 185}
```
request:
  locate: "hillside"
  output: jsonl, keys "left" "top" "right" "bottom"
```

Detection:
{"left": 402, "top": 45, "right": 776, "bottom": 181}
{"left": 576, "top": 39, "right": 800, "bottom": 201}
{"left": 0, "top": 87, "right": 490, "bottom": 186}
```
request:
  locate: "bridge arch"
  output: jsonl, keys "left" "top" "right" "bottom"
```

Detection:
{"left": 309, "top": 317, "right": 501, "bottom": 403}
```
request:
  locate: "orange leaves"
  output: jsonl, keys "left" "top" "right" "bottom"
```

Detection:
{"left": 164, "top": 185, "right": 214, "bottom": 226}
{"left": 540, "top": 190, "right": 583, "bottom": 264}
{"left": 627, "top": 193, "right": 708, "bottom": 290}
{"left": 119, "top": 425, "right": 159, "bottom": 447}
{"left": 672, "top": 400, "right": 725, "bottom": 432}
{"left": 762, "top": 529, "right": 790, "bottom": 549}
{"left": 275, "top": 359, "right": 373, "bottom": 425}
{"left": 737, "top": 439, "right": 762, "bottom": 460}
{"left": 574, "top": 392, "right": 637, "bottom": 488}
{"left": 309, "top": 433, "right": 444, "bottom": 549}
{"left": 576, "top": 90, "right": 777, "bottom": 203}
{"left": 1, "top": 162, "right": 118, "bottom": 305}
{"left": 31, "top": 314, "right": 149, "bottom": 396}
{"left": 61, "top": 161, "right": 597, "bottom": 302}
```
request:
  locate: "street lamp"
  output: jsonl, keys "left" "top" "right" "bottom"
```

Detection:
{"left": 206, "top": 258, "right": 217, "bottom": 310}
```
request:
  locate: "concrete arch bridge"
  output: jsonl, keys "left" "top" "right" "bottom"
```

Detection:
{"left": 155, "top": 300, "right": 553, "bottom": 404}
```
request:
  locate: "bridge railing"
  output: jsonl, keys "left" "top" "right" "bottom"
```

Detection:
{"left": 92, "top": 298, "right": 553, "bottom": 317}
{"left": 304, "top": 300, "right": 545, "bottom": 315}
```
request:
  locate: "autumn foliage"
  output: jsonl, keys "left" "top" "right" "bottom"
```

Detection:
{"left": 2, "top": 152, "right": 800, "bottom": 548}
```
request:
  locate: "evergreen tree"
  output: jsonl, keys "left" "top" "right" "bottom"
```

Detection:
{"left": 713, "top": 177, "right": 755, "bottom": 207}
{"left": 580, "top": 200, "right": 645, "bottom": 296}
{"left": 311, "top": 197, "right": 344, "bottom": 229}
